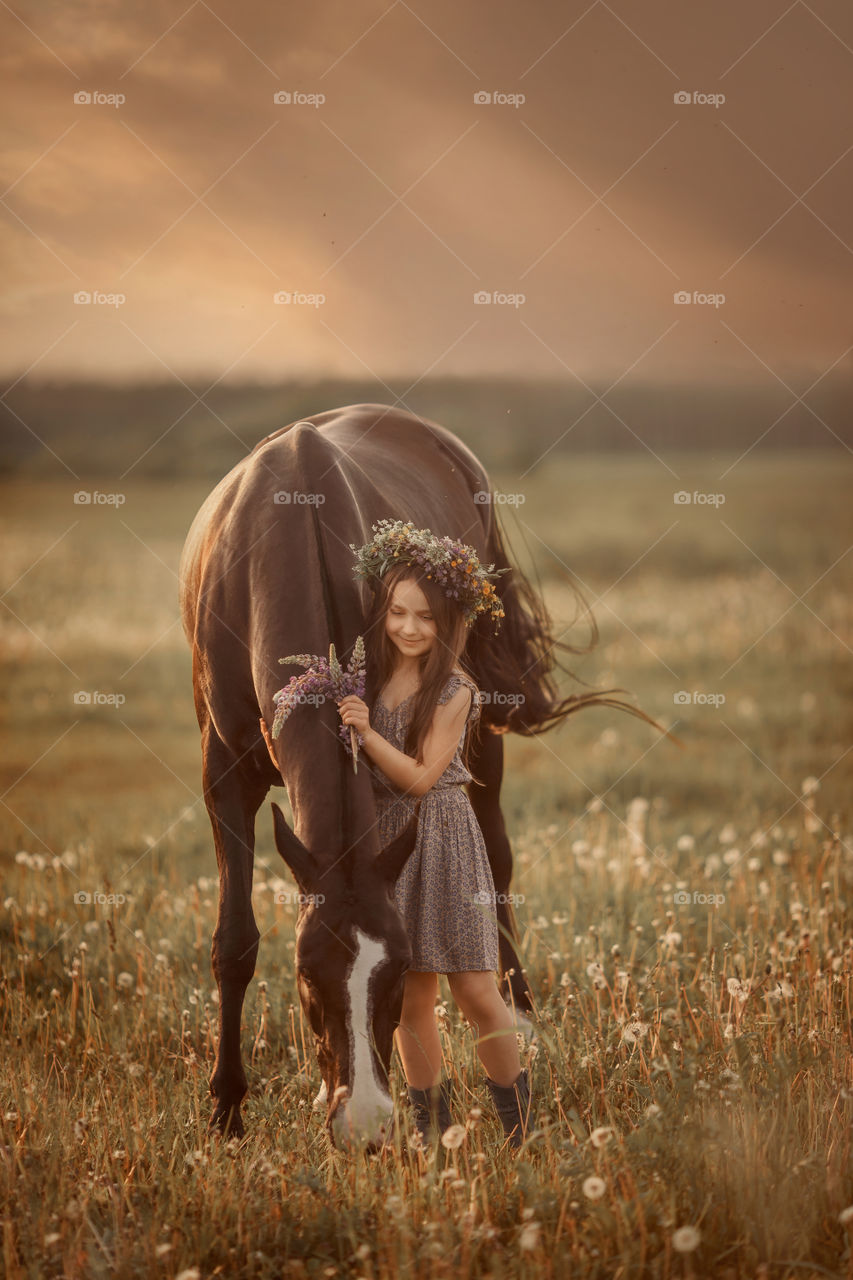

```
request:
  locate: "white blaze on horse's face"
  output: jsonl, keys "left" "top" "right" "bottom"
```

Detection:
{"left": 329, "top": 927, "right": 394, "bottom": 1147}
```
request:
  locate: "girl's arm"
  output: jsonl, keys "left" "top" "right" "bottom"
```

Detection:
{"left": 337, "top": 686, "right": 471, "bottom": 798}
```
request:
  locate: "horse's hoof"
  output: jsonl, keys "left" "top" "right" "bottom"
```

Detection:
{"left": 209, "top": 1106, "right": 245, "bottom": 1140}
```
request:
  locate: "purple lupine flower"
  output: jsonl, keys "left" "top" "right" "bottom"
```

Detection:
{"left": 271, "top": 636, "right": 367, "bottom": 772}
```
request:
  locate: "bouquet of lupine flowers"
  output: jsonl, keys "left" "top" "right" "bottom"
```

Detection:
{"left": 271, "top": 636, "right": 366, "bottom": 773}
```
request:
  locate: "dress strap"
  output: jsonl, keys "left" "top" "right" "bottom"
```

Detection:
{"left": 438, "top": 672, "right": 481, "bottom": 724}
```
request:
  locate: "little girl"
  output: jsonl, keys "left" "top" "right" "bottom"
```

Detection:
{"left": 336, "top": 520, "right": 531, "bottom": 1150}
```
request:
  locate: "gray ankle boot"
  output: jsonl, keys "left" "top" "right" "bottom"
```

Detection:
{"left": 485, "top": 1067, "right": 530, "bottom": 1149}
{"left": 406, "top": 1076, "right": 453, "bottom": 1141}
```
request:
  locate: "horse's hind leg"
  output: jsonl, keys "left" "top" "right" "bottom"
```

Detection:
{"left": 466, "top": 729, "right": 535, "bottom": 1016}
{"left": 201, "top": 724, "right": 268, "bottom": 1137}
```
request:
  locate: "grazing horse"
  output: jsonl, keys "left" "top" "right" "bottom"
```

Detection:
{"left": 179, "top": 403, "right": 643, "bottom": 1147}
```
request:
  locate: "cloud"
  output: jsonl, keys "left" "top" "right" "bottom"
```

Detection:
{"left": 1, "top": 0, "right": 851, "bottom": 381}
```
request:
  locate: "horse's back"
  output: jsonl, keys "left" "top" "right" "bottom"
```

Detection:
{"left": 181, "top": 404, "right": 491, "bottom": 629}
{"left": 178, "top": 403, "right": 496, "bottom": 719}
{"left": 251, "top": 403, "right": 488, "bottom": 492}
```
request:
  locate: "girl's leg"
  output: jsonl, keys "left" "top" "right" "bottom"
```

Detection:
{"left": 447, "top": 971, "right": 522, "bottom": 1086}
{"left": 394, "top": 970, "right": 442, "bottom": 1089}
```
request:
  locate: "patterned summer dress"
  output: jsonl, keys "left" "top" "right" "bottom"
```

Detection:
{"left": 371, "top": 671, "right": 500, "bottom": 973}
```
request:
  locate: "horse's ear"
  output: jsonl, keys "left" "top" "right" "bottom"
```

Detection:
{"left": 375, "top": 806, "right": 420, "bottom": 886}
{"left": 271, "top": 802, "right": 318, "bottom": 893}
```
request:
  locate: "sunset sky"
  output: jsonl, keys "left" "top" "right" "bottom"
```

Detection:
{"left": 2, "top": 0, "right": 852, "bottom": 385}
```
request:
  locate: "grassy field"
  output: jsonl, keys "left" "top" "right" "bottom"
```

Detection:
{"left": 1, "top": 452, "right": 852, "bottom": 1279}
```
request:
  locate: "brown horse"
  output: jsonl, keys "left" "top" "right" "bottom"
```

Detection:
{"left": 179, "top": 403, "right": 647, "bottom": 1147}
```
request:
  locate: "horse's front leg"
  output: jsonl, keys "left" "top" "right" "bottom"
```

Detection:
{"left": 203, "top": 734, "right": 267, "bottom": 1137}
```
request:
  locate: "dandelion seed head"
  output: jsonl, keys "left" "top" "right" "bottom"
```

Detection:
{"left": 441, "top": 1124, "right": 466, "bottom": 1150}
{"left": 589, "top": 1125, "right": 614, "bottom": 1148}
{"left": 519, "top": 1221, "right": 541, "bottom": 1251}
{"left": 672, "top": 1225, "right": 701, "bottom": 1252}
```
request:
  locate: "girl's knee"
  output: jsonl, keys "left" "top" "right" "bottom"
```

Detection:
{"left": 400, "top": 970, "right": 438, "bottom": 1015}
{"left": 447, "top": 970, "right": 497, "bottom": 1011}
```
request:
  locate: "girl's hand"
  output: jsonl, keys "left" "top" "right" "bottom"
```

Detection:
{"left": 337, "top": 694, "right": 371, "bottom": 737}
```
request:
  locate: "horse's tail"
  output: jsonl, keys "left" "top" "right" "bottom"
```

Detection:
{"left": 466, "top": 507, "right": 676, "bottom": 741}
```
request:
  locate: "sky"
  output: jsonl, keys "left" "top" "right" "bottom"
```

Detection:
{"left": 1, "top": 0, "right": 852, "bottom": 386}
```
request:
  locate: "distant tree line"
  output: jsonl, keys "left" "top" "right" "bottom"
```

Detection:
{"left": 1, "top": 373, "right": 850, "bottom": 476}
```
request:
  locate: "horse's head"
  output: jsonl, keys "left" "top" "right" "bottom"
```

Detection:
{"left": 271, "top": 801, "right": 418, "bottom": 1150}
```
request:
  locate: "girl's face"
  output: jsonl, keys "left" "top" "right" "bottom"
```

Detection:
{"left": 384, "top": 577, "right": 438, "bottom": 661}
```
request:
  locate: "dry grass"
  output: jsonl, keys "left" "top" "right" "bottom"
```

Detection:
{"left": 1, "top": 455, "right": 852, "bottom": 1279}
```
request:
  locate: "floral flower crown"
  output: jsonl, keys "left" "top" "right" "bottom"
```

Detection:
{"left": 349, "top": 518, "right": 509, "bottom": 630}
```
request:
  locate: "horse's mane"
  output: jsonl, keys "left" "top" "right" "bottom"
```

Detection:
{"left": 465, "top": 508, "right": 673, "bottom": 740}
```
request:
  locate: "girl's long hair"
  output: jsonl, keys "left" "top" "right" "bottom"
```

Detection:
{"left": 362, "top": 564, "right": 482, "bottom": 773}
